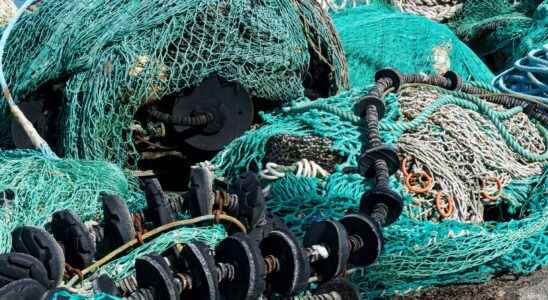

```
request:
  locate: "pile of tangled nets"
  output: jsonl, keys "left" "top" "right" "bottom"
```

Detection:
{"left": 0, "top": 0, "right": 546, "bottom": 299}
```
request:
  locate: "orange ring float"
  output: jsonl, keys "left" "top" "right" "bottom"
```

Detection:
{"left": 405, "top": 171, "right": 434, "bottom": 194}
{"left": 479, "top": 176, "right": 502, "bottom": 201}
{"left": 401, "top": 157, "right": 412, "bottom": 178}
{"left": 435, "top": 192, "right": 454, "bottom": 219}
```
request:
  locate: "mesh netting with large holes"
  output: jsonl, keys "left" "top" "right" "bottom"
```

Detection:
{"left": 331, "top": 5, "right": 494, "bottom": 88}
{"left": 0, "top": 0, "right": 347, "bottom": 168}
{"left": 0, "top": 150, "right": 146, "bottom": 254}
{"left": 211, "top": 81, "right": 548, "bottom": 297}
{"left": 448, "top": 0, "right": 547, "bottom": 73}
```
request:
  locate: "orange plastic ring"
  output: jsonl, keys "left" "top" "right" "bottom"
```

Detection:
{"left": 480, "top": 176, "right": 502, "bottom": 201}
{"left": 405, "top": 171, "right": 434, "bottom": 194}
{"left": 401, "top": 157, "right": 412, "bottom": 178}
{"left": 435, "top": 192, "right": 454, "bottom": 219}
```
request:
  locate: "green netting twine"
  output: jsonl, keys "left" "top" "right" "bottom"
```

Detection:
{"left": 330, "top": 5, "right": 494, "bottom": 88}
{"left": 448, "top": 0, "right": 545, "bottom": 72}
{"left": 0, "top": 149, "right": 145, "bottom": 254}
{"left": 0, "top": 0, "right": 347, "bottom": 167}
{"left": 51, "top": 291, "right": 119, "bottom": 300}
{"left": 211, "top": 85, "right": 548, "bottom": 297}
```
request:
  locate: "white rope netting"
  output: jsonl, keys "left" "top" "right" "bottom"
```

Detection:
{"left": 397, "top": 87, "right": 545, "bottom": 223}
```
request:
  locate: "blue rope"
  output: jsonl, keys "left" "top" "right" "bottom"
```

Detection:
{"left": 493, "top": 45, "right": 548, "bottom": 102}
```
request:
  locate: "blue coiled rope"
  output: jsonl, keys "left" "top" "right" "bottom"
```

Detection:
{"left": 493, "top": 45, "right": 548, "bottom": 103}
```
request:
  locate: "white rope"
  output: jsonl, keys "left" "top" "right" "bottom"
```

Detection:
{"left": 260, "top": 159, "right": 330, "bottom": 181}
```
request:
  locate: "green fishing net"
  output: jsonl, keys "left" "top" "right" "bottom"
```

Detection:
{"left": 448, "top": 0, "right": 547, "bottom": 73}
{"left": 211, "top": 81, "right": 548, "bottom": 297}
{"left": 0, "top": 150, "right": 145, "bottom": 254}
{"left": 0, "top": 0, "right": 347, "bottom": 168}
{"left": 330, "top": 5, "right": 494, "bottom": 88}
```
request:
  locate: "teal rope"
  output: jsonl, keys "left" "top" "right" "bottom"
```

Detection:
{"left": 283, "top": 91, "right": 548, "bottom": 162}
{"left": 283, "top": 101, "right": 359, "bottom": 123}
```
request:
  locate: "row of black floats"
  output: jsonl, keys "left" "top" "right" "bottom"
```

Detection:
{"left": 0, "top": 70, "right": 406, "bottom": 299}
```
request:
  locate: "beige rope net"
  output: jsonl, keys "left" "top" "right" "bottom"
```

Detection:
{"left": 397, "top": 86, "right": 545, "bottom": 223}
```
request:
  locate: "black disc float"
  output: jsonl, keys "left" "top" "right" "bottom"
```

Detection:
{"left": 135, "top": 254, "right": 178, "bottom": 300}
{"left": 0, "top": 252, "right": 49, "bottom": 289}
{"left": 259, "top": 230, "right": 310, "bottom": 296}
{"left": 0, "top": 279, "right": 46, "bottom": 300}
{"left": 177, "top": 242, "right": 218, "bottom": 300}
{"left": 340, "top": 213, "right": 383, "bottom": 267}
{"left": 303, "top": 219, "right": 350, "bottom": 282}
{"left": 172, "top": 75, "right": 254, "bottom": 152}
{"left": 100, "top": 194, "right": 135, "bottom": 255}
{"left": 187, "top": 166, "right": 214, "bottom": 218}
{"left": 11, "top": 226, "right": 65, "bottom": 288}
{"left": 215, "top": 233, "right": 265, "bottom": 300}
{"left": 50, "top": 209, "right": 96, "bottom": 269}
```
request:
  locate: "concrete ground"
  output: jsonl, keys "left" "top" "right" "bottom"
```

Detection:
{"left": 390, "top": 269, "right": 548, "bottom": 300}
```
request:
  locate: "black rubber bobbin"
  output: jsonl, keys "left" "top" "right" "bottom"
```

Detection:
{"left": 131, "top": 254, "right": 178, "bottom": 300}
{"left": 0, "top": 252, "right": 49, "bottom": 289}
{"left": 303, "top": 220, "right": 350, "bottom": 283}
{"left": 11, "top": 226, "right": 65, "bottom": 288}
{"left": 259, "top": 230, "right": 310, "bottom": 296}
{"left": 99, "top": 194, "right": 136, "bottom": 256}
{"left": 215, "top": 233, "right": 266, "bottom": 300}
{"left": 374, "top": 68, "right": 404, "bottom": 92}
{"left": 0, "top": 279, "right": 46, "bottom": 300}
{"left": 172, "top": 75, "right": 254, "bottom": 152}
{"left": 358, "top": 144, "right": 400, "bottom": 178}
{"left": 93, "top": 274, "right": 121, "bottom": 297}
{"left": 360, "top": 185, "right": 403, "bottom": 227}
{"left": 176, "top": 242, "right": 218, "bottom": 300}
{"left": 50, "top": 209, "right": 96, "bottom": 269}
{"left": 187, "top": 166, "right": 214, "bottom": 218}
{"left": 442, "top": 70, "right": 463, "bottom": 91}
{"left": 228, "top": 171, "right": 267, "bottom": 230}
{"left": 139, "top": 176, "right": 175, "bottom": 226}
{"left": 354, "top": 95, "right": 386, "bottom": 120}
{"left": 312, "top": 278, "right": 361, "bottom": 300}
{"left": 340, "top": 213, "right": 383, "bottom": 267}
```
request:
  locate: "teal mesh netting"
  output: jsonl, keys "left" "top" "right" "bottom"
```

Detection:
{"left": 449, "top": 0, "right": 547, "bottom": 73}
{"left": 211, "top": 84, "right": 548, "bottom": 297}
{"left": 0, "top": 0, "right": 347, "bottom": 168}
{"left": 330, "top": 5, "right": 494, "bottom": 88}
{"left": 0, "top": 150, "right": 145, "bottom": 254}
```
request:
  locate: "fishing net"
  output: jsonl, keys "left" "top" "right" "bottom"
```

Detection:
{"left": 448, "top": 0, "right": 546, "bottom": 73}
{"left": 211, "top": 78, "right": 548, "bottom": 296}
{"left": 0, "top": 0, "right": 348, "bottom": 168}
{"left": 0, "top": 150, "right": 146, "bottom": 254}
{"left": 330, "top": 5, "right": 494, "bottom": 89}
